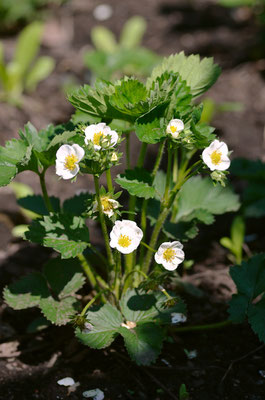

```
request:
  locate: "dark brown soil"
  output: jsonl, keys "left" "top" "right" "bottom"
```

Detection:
{"left": 0, "top": 0, "right": 265, "bottom": 399}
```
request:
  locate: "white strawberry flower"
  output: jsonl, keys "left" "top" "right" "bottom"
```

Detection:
{"left": 155, "top": 241, "right": 185, "bottom": 271}
{"left": 56, "top": 144, "right": 85, "bottom": 180}
{"left": 85, "top": 122, "right": 118, "bottom": 150}
{"left": 166, "top": 119, "right": 184, "bottom": 139}
{"left": 109, "top": 220, "right": 143, "bottom": 254}
{"left": 95, "top": 196, "right": 119, "bottom": 218}
{"left": 202, "top": 139, "right": 231, "bottom": 171}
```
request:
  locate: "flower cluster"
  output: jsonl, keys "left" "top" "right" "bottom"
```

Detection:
{"left": 56, "top": 123, "right": 119, "bottom": 180}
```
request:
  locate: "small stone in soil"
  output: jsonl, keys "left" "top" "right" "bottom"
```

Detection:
{"left": 57, "top": 377, "right": 75, "bottom": 386}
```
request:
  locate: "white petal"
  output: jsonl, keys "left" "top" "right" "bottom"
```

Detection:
{"left": 56, "top": 144, "right": 73, "bottom": 162}
{"left": 83, "top": 388, "right": 104, "bottom": 400}
{"left": 72, "top": 144, "right": 85, "bottom": 161}
{"left": 214, "top": 157, "right": 231, "bottom": 171}
{"left": 56, "top": 161, "right": 79, "bottom": 180}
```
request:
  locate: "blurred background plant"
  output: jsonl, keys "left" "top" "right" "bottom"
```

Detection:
{"left": 83, "top": 16, "right": 161, "bottom": 83}
{"left": 0, "top": 21, "right": 55, "bottom": 106}
{"left": 0, "top": 0, "right": 67, "bottom": 32}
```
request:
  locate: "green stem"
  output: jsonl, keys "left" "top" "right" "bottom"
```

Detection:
{"left": 80, "top": 289, "right": 108, "bottom": 316}
{"left": 141, "top": 241, "right": 156, "bottom": 253}
{"left": 142, "top": 206, "right": 170, "bottom": 274}
{"left": 39, "top": 170, "right": 53, "bottom": 213}
{"left": 106, "top": 168, "right": 113, "bottom": 192}
{"left": 164, "top": 143, "right": 172, "bottom": 203}
{"left": 125, "top": 132, "right": 131, "bottom": 168}
{"left": 172, "top": 149, "right": 178, "bottom": 184}
{"left": 139, "top": 141, "right": 166, "bottom": 265}
{"left": 171, "top": 319, "right": 232, "bottom": 333}
{"left": 77, "top": 253, "right": 97, "bottom": 288}
{"left": 123, "top": 269, "right": 148, "bottom": 285}
{"left": 114, "top": 250, "right": 121, "bottom": 299}
{"left": 94, "top": 175, "right": 114, "bottom": 269}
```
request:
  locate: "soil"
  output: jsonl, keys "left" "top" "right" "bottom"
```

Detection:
{"left": 0, "top": 0, "right": 265, "bottom": 399}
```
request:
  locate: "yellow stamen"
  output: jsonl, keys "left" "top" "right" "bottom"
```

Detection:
{"left": 170, "top": 125, "right": 177, "bottom": 133}
{"left": 118, "top": 234, "right": 132, "bottom": 248}
{"left": 163, "top": 248, "right": 176, "bottom": 262}
{"left": 101, "top": 197, "right": 113, "bottom": 212}
{"left": 93, "top": 131, "right": 105, "bottom": 146}
{"left": 210, "top": 150, "right": 222, "bottom": 165}
{"left": 64, "top": 154, "right": 78, "bottom": 171}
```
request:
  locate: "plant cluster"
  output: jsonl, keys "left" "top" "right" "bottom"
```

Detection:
{"left": 84, "top": 16, "right": 161, "bottom": 82}
{"left": 0, "top": 21, "right": 55, "bottom": 105}
{"left": 2, "top": 51, "right": 264, "bottom": 365}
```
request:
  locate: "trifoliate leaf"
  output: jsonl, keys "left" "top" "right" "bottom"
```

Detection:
{"left": 40, "top": 296, "right": 78, "bottom": 326}
{"left": 3, "top": 272, "right": 49, "bottom": 310}
{"left": 0, "top": 139, "right": 27, "bottom": 186}
{"left": 116, "top": 167, "right": 156, "bottom": 199}
{"left": 17, "top": 195, "right": 60, "bottom": 216}
{"left": 174, "top": 176, "right": 240, "bottom": 223}
{"left": 75, "top": 303, "right": 123, "bottom": 349}
{"left": 147, "top": 52, "right": 221, "bottom": 97}
{"left": 119, "top": 323, "right": 164, "bottom": 365}
{"left": 25, "top": 214, "right": 90, "bottom": 259}
{"left": 43, "top": 258, "right": 85, "bottom": 299}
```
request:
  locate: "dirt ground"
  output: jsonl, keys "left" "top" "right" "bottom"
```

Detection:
{"left": 0, "top": 0, "right": 265, "bottom": 399}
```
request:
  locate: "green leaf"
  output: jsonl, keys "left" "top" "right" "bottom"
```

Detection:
{"left": 229, "top": 254, "right": 265, "bottom": 336}
{"left": 14, "top": 22, "right": 43, "bottom": 76}
{"left": 120, "top": 289, "right": 186, "bottom": 325}
{"left": 40, "top": 296, "right": 78, "bottom": 326}
{"left": 248, "top": 297, "right": 265, "bottom": 343}
{"left": 109, "top": 78, "right": 148, "bottom": 116}
{"left": 116, "top": 167, "right": 156, "bottom": 199}
{"left": 147, "top": 52, "right": 221, "bottom": 97}
{"left": 63, "top": 193, "right": 94, "bottom": 216}
{"left": 120, "top": 16, "right": 146, "bottom": 49}
{"left": 47, "top": 130, "right": 77, "bottom": 150}
{"left": 135, "top": 118, "right": 166, "bottom": 144}
{"left": 91, "top": 26, "right": 117, "bottom": 53}
{"left": 0, "top": 138, "right": 27, "bottom": 186}
{"left": 230, "top": 158, "right": 265, "bottom": 182}
{"left": 17, "top": 195, "right": 60, "bottom": 216}
{"left": 19, "top": 122, "right": 55, "bottom": 153}
{"left": 119, "top": 323, "right": 163, "bottom": 365}
{"left": 228, "top": 294, "right": 249, "bottom": 323}
{"left": 25, "top": 56, "right": 55, "bottom": 91}
{"left": 76, "top": 303, "right": 123, "bottom": 349}
{"left": 3, "top": 272, "right": 49, "bottom": 310}
{"left": 43, "top": 258, "right": 85, "bottom": 299}
{"left": 174, "top": 176, "right": 240, "bottom": 223}
{"left": 25, "top": 214, "right": 90, "bottom": 259}
{"left": 230, "top": 254, "right": 265, "bottom": 300}
{"left": 191, "top": 122, "right": 216, "bottom": 149}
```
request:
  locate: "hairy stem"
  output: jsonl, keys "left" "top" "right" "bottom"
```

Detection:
{"left": 106, "top": 169, "right": 113, "bottom": 192}
{"left": 39, "top": 170, "right": 53, "bottom": 213}
{"left": 94, "top": 175, "right": 114, "bottom": 270}
{"left": 77, "top": 253, "right": 97, "bottom": 288}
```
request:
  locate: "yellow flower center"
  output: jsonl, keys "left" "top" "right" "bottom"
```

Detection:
{"left": 118, "top": 234, "right": 132, "bottom": 248}
{"left": 93, "top": 131, "right": 105, "bottom": 146}
{"left": 163, "top": 248, "right": 176, "bottom": 262}
{"left": 210, "top": 150, "right": 222, "bottom": 165}
{"left": 64, "top": 154, "right": 78, "bottom": 171}
{"left": 170, "top": 125, "right": 177, "bottom": 133}
{"left": 101, "top": 197, "right": 113, "bottom": 212}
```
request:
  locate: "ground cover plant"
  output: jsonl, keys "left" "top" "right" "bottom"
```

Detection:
{"left": 1, "top": 49, "right": 265, "bottom": 374}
